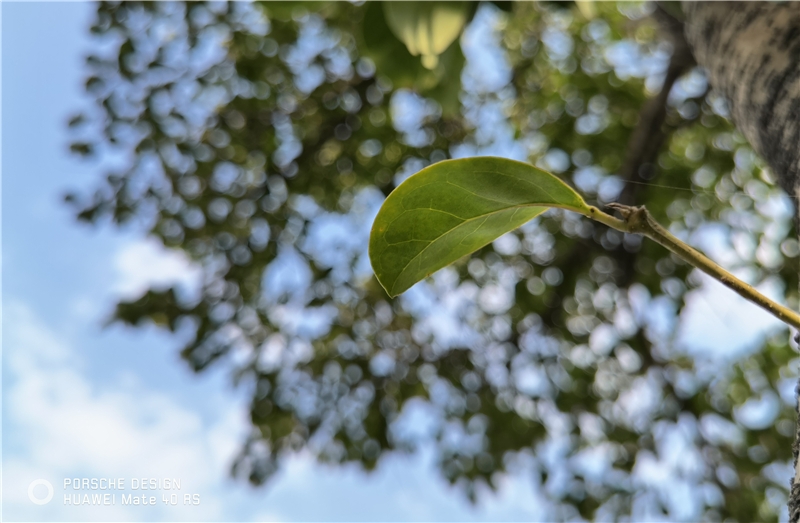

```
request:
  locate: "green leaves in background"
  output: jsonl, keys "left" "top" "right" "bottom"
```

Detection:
{"left": 369, "top": 157, "right": 590, "bottom": 296}
{"left": 72, "top": 2, "right": 800, "bottom": 519}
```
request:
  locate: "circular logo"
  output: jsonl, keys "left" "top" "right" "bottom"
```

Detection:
{"left": 28, "top": 479, "right": 53, "bottom": 505}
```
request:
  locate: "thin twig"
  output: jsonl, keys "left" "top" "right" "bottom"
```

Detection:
{"left": 617, "top": 3, "right": 696, "bottom": 205}
{"left": 585, "top": 203, "right": 800, "bottom": 331}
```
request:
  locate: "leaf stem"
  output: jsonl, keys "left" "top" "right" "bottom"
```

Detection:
{"left": 585, "top": 203, "right": 800, "bottom": 332}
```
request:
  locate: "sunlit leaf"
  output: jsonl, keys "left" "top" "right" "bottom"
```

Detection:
{"left": 369, "top": 156, "right": 590, "bottom": 296}
{"left": 361, "top": 2, "right": 429, "bottom": 86}
{"left": 383, "top": 1, "right": 471, "bottom": 69}
{"left": 361, "top": 2, "right": 468, "bottom": 115}
{"left": 576, "top": 0, "right": 597, "bottom": 19}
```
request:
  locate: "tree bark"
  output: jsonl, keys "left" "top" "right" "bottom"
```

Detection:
{"left": 682, "top": 3, "right": 800, "bottom": 520}
{"left": 683, "top": 2, "right": 800, "bottom": 197}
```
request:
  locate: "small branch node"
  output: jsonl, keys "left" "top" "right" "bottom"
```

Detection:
{"left": 606, "top": 203, "right": 648, "bottom": 233}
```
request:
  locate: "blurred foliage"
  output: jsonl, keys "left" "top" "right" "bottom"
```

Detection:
{"left": 69, "top": 1, "right": 800, "bottom": 520}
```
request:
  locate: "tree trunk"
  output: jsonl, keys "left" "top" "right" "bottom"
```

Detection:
{"left": 683, "top": 2, "right": 800, "bottom": 197}
{"left": 682, "top": 3, "right": 800, "bottom": 520}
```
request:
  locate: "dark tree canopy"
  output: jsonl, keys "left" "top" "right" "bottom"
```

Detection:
{"left": 69, "top": 2, "right": 800, "bottom": 520}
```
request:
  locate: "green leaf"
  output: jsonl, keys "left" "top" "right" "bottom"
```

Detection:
{"left": 360, "top": 2, "right": 471, "bottom": 116}
{"left": 360, "top": 1, "right": 469, "bottom": 110}
{"left": 361, "top": 2, "right": 428, "bottom": 86}
{"left": 369, "top": 156, "right": 590, "bottom": 296}
{"left": 383, "top": 1, "right": 471, "bottom": 70}
{"left": 70, "top": 142, "right": 94, "bottom": 156}
{"left": 420, "top": 39, "right": 466, "bottom": 117}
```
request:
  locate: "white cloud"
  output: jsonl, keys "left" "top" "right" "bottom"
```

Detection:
{"left": 2, "top": 301, "right": 247, "bottom": 521}
{"left": 252, "top": 448, "right": 548, "bottom": 522}
{"left": 2, "top": 298, "right": 554, "bottom": 522}
{"left": 112, "top": 238, "right": 202, "bottom": 301}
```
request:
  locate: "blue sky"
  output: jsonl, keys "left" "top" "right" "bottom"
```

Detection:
{"left": 0, "top": 2, "right": 793, "bottom": 522}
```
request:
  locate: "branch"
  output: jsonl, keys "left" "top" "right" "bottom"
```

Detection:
{"left": 617, "top": 4, "right": 696, "bottom": 205}
{"left": 587, "top": 203, "right": 800, "bottom": 331}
